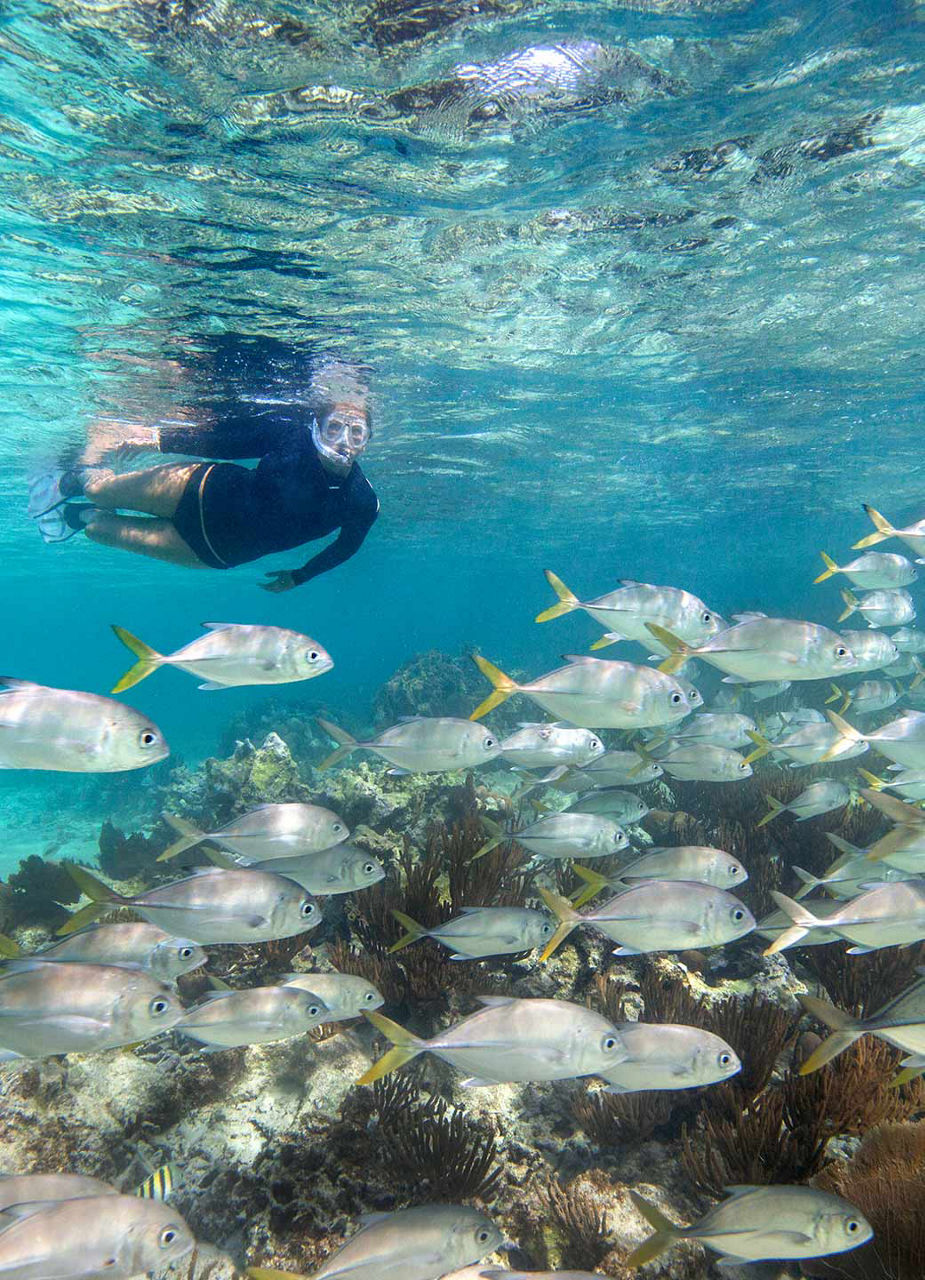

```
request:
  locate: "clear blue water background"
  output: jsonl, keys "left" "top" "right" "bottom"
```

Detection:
{"left": 0, "top": 0, "right": 922, "bottom": 868}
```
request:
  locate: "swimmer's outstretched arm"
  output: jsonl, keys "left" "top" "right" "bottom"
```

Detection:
{"left": 261, "top": 483, "right": 379, "bottom": 593}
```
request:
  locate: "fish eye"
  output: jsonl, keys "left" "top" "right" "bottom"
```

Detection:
{"left": 835, "top": 645, "right": 849, "bottom": 658}
{"left": 602, "top": 1034, "right": 619, "bottom": 1052}
{"left": 306, "top": 650, "right": 320, "bottom": 662}
{"left": 483, "top": 735, "right": 496, "bottom": 749}
{"left": 732, "top": 908, "right": 746, "bottom": 922}
{"left": 719, "top": 1052, "right": 732, "bottom": 1067}
{"left": 541, "top": 923, "right": 553, "bottom": 935}
{"left": 364, "top": 991, "right": 376, "bottom": 1002}
{"left": 333, "top": 822, "right": 343, "bottom": 833}
{"left": 309, "top": 1005, "right": 320, "bottom": 1017}
{"left": 846, "top": 1219, "right": 861, "bottom": 1234}
{"left": 300, "top": 900, "right": 317, "bottom": 918}
{"left": 477, "top": 1229, "right": 491, "bottom": 1244}
{"left": 178, "top": 946, "right": 194, "bottom": 960}
{"left": 149, "top": 997, "right": 171, "bottom": 1017}
{"left": 159, "top": 1227, "right": 179, "bottom": 1248}
{"left": 728, "top": 865, "right": 741, "bottom": 877}
{"left": 670, "top": 692, "right": 683, "bottom": 705}
{"left": 702, "top": 611, "right": 713, "bottom": 623}
{"left": 363, "top": 862, "right": 376, "bottom": 875}
{"left": 739, "top": 761, "right": 749, "bottom": 770}
{"left": 590, "top": 739, "right": 601, "bottom": 751}
{"left": 139, "top": 729, "right": 159, "bottom": 748}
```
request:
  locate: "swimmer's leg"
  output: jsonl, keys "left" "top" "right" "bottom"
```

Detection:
{"left": 82, "top": 463, "right": 198, "bottom": 518}
{"left": 83, "top": 512, "right": 207, "bottom": 568}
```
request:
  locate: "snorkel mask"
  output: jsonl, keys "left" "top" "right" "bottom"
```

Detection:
{"left": 312, "top": 406, "right": 371, "bottom": 476}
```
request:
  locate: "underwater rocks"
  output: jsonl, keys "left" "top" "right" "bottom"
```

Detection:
{"left": 162, "top": 733, "right": 314, "bottom": 832}
{"left": 372, "top": 649, "right": 495, "bottom": 724}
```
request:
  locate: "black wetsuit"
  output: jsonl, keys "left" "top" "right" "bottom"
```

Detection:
{"left": 158, "top": 410, "right": 378, "bottom": 586}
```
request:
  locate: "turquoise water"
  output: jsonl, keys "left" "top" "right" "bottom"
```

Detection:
{"left": 2, "top": 0, "right": 922, "bottom": 865}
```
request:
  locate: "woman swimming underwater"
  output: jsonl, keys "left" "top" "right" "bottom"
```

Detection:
{"left": 29, "top": 357, "right": 378, "bottom": 593}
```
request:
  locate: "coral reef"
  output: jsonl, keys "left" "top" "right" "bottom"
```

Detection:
{"left": 3, "top": 855, "right": 81, "bottom": 931}
{"left": 372, "top": 649, "right": 499, "bottom": 725}
{"left": 97, "top": 820, "right": 164, "bottom": 880}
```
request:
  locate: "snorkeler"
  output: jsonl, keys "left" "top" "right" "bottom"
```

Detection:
{"left": 27, "top": 360, "right": 378, "bottom": 593}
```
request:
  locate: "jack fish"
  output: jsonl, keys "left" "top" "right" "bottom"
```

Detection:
{"left": 757, "top": 779, "right": 851, "bottom": 827}
{"left": 650, "top": 617, "right": 856, "bottom": 683}
{"left": 358, "top": 997, "right": 629, "bottom": 1087}
{"left": 0, "top": 960, "right": 182, "bottom": 1058}
{"left": 824, "top": 710, "right": 925, "bottom": 771}
{"left": 280, "top": 973, "right": 383, "bottom": 1021}
{"left": 571, "top": 847, "right": 747, "bottom": 907}
{"left": 766, "top": 882, "right": 925, "bottom": 954}
{"left": 500, "top": 723, "right": 604, "bottom": 769}
{"left": 815, "top": 550, "right": 916, "bottom": 589}
{"left": 628, "top": 1186, "right": 871, "bottom": 1268}
{"left": 202, "top": 844, "right": 385, "bottom": 896}
{"left": 176, "top": 985, "right": 328, "bottom": 1049}
{"left": 475, "top": 813, "right": 627, "bottom": 862}
{"left": 799, "top": 975, "right": 925, "bottom": 1075}
{"left": 0, "top": 922, "right": 206, "bottom": 982}
{"left": 111, "top": 623, "right": 332, "bottom": 692}
{"left": 855, "top": 504, "right": 925, "bottom": 558}
{"left": 389, "top": 907, "right": 554, "bottom": 960}
{"left": 317, "top": 717, "right": 500, "bottom": 773}
{"left": 471, "top": 655, "right": 696, "bottom": 730}
{"left": 160, "top": 803, "right": 349, "bottom": 863}
{"left": 838, "top": 587, "right": 916, "bottom": 628}
{"left": 62, "top": 865, "right": 321, "bottom": 945}
{"left": 0, "top": 679, "right": 167, "bottom": 773}
{"left": 599, "top": 1022, "right": 740, "bottom": 1093}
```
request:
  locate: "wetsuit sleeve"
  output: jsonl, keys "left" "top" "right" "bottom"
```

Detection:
{"left": 291, "top": 480, "right": 379, "bottom": 587}
{"left": 157, "top": 407, "right": 295, "bottom": 459}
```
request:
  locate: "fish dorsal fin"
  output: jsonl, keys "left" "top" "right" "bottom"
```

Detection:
{"left": 0, "top": 678, "right": 45, "bottom": 694}
{"left": 723, "top": 1185, "right": 763, "bottom": 1198}
{"left": 355, "top": 1212, "right": 390, "bottom": 1230}
{"left": 199, "top": 623, "right": 240, "bottom": 632}
{"left": 861, "top": 788, "right": 925, "bottom": 825}
{"left": 458, "top": 907, "right": 487, "bottom": 916}
{"left": 476, "top": 995, "right": 517, "bottom": 1007}
{"left": 620, "top": 579, "right": 644, "bottom": 587}
{"left": 561, "top": 654, "right": 603, "bottom": 666}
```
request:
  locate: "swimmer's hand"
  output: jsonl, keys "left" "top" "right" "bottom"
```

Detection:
{"left": 260, "top": 569, "right": 297, "bottom": 593}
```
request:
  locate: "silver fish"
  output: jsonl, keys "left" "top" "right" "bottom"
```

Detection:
{"left": 571, "top": 846, "right": 747, "bottom": 907}
{"left": 541, "top": 883, "right": 755, "bottom": 959}
{"left": 251, "top": 1205, "right": 502, "bottom": 1280}
{"left": 883, "top": 653, "right": 923, "bottom": 678}
{"left": 739, "top": 679, "right": 792, "bottom": 702}
{"left": 176, "top": 986, "right": 329, "bottom": 1048}
{"left": 757, "top": 902, "right": 844, "bottom": 946}
{"left": 766, "top": 881, "right": 925, "bottom": 954}
{"left": 0, "top": 1192, "right": 194, "bottom": 1280}
{"left": 747, "top": 722, "right": 867, "bottom": 768}
{"left": 0, "top": 1174, "right": 116, "bottom": 1209}
{"left": 280, "top": 972, "right": 383, "bottom": 1021}
{"left": 390, "top": 907, "right": 554, "bottom": 960}
{"left": 651, "top": 617, "right": 856, "bottom": 683}
{"left": 318, "top": 716, "right": 500, "bottom": 773}
{"left": 564, "top": 789, "right": 649, "bottom": 824}
{"left": 838, "top": 629, "right": 899, "bottom": 669}
{"left": 834, "top": 679, "right": 900, "bottom": 715}
{"left": 0, "top": 679, "right": 167, "bottom": 773}
{"left": 206, "top": 844, "right": 385, "bottom": 896}
{"left": 815, "top": 549, "right": 917, "bottom": 589}
{"left": 536, "top": 571, "right": 723, "bottom": 651}
{"left": 648, "top": 712, "right": 757, "bottom": 750}
{"left": 0, "top": 960, "right": 181, "bottom": 1059}
{"left": 799, "top": 974, "right": 925, "bottom": 1073}
{"left": 860, "top": 766, "right": 925, "bottom": 801}
{"left": 472, "top": 654, "right": 696, "bottom": 730}
{"left": 648, "top": 743, "right": 752, "bottom": 783}
{"left": 500, "top": 723, "right": 604, "bottom": 769}
{"left": 824, "top": 709, "right": 925, "bottom": 770}
{"left": 1, "top": 922, "right": 206, "bottom": 981}
{"left": 792, "top": 833, "right": 917, "bottom": 897}
{"left": 64, "top": 865, "right": 321, "bottom": 945}
{"left": 477, "top": 813, "right": 627, "bottom": 862}
{"left": 838, "top": 587, "right": 916, "bottom": 628}
{"left": 758, "top": 779, "right": 851, "bottom": 827}
{"left": 160, "top": 803, "right": 349, "bottom": 863}
{"left": 599, "top": 1022, "right": 740, "bottom": 1093}
{"left": 892, "top": 626, "right": 925, "bottom": 654}
{"left": 561, "top": 751, "right": 663, "bottom": 788}
{"left": 111, "top": 622, "right": 332, "bottom": 692}
{"left": 360, "top": 997, "right": 629, "bottom": 1087}
{"left": 628, "top": 1185, "right": 871, "bottom": 1268}
{"left": 855, "top": 503, "right": 925, "bottom": 558}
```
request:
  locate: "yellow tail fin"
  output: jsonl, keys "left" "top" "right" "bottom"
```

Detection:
{"left": 356, "top": 1011, "right": 424, "bottom": 1085}
{"left": 825, "top": 682, "right": 843, "bottom": 706}
{"left": 837, "top": 588, "right": 859, "bottom": 624}
{"left": 890, "top": 1064, "right": 925, "bottom": 1089}
{"left": 813, "top": 551, "right": 839, "bottom": 584}
{"left": 819, "top": 710, "right": 865, "bottom": 763}
{"left": 756, "top": 795, "right": 785, "bottom": 829}
{"left": 625, "top": 1192, "right": 680, "bottom": 1269}
{"left": 645, "top": 624, "right": 692, "bottom": 676}
{"left": 111, "top": 625, "right": 163, "bottom": 694}
{"left": 535, "top": 569, "right": 580, "bottom": 623}
{"left": 853, "top": 505, "right": 896, "bottom": 550}
{"left": 0, "top": 933, "right": 22, "bottom": 959}
{"left": 858, "top": 768, "right": 885, "bottom": 791}
{"left": 388, "top": 909, "right": 425, "bottom": 954}
{"left": 743, "top": 730, "right": 773, "bottom": 765}
{"left": 589, "top": 631, "right": 621, "bottom": 651}
{"left": 158, "top": 813, "right": 207, "bottom": 862}
{"left": 470, "top": 654, "right": 518, "bottom": 720}
{"left": 571, "top": 864, "right": 609, "bottom": 910}
{"left": 315, "top": 717, "right": 358, "bottom": 771}
{"left": 798, "top": 996, "right": 861, "bottom": 1074}
{"left": 538, "top": 887, "right": 580, "bottom": 962}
